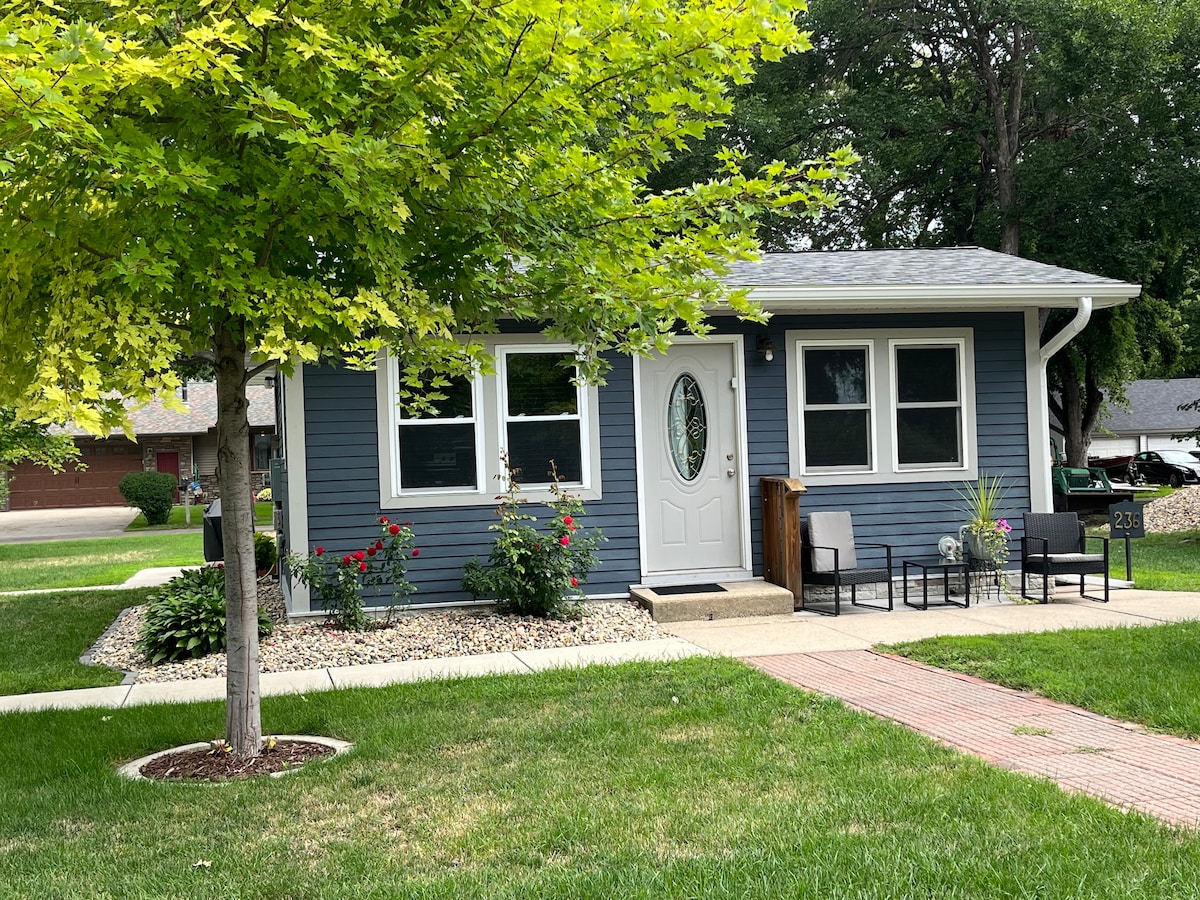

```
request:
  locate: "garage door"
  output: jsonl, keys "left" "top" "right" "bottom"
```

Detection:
{"left": 1088, "top": 436, "right": 1138, "bottom": 457}
{"left": 6, "top": 440, "right": 143, "bottom": 509}
{"left": 1147, "top": 435, "right": 1200, "bottom": 453}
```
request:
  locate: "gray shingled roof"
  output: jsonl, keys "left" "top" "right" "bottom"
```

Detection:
{"left": 62, "top": 382, "right": 276, "bottom": 437}
{"left": 1096, "top": 378, "right": 1200, "bottom": 435}
{"left": 723, "top": 247, "right": 1134, "bottom": 289}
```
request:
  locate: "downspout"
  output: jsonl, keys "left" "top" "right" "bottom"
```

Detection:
{"left": 1030, "top": 296, "right": 1092, "bottom": 511}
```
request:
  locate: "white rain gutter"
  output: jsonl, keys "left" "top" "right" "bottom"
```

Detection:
{"left": 1029, "top": 296, "right": 1092, "bottom": 511}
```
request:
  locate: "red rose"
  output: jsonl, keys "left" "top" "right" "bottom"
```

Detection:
{"left": 379, "top": 516, "right": 390, "bottom": 524}
{"left": 405, "top": 521, "right": 412, "bottom": 526}
{"left": 570, "top": 576, "right": 579, "bottom": 587}
{"left": 375, "top": 540, "right": 384, "bottom": 550}
{"left": 354, "top": 550, "right": 365, "bottom": 562}
{"left": 315, "top": 546, "right": 324, "bottom": 556}
{"left": 389, "top": 524, "right": 401, "bottom": 535}
{"left": 367, "top": 546, "right": 377, "bottom": 557}
{"left": 359, "top": 561, "right": 367, "bottom": 572}
{"left": 563, "top": 515, "right": 573, "bottom": 526}
{"left": 342, "top": 555, "right": 352, "bottom": 565}
{"left": 412, "top": 548, "right": 420, "bottom": 556}
{"left": 559, "top": 535, "right": 570, "bottom": 546}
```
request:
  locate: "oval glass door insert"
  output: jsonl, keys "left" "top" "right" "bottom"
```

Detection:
{"left": 667, "top": 373, "right": 707, "bottom": 481}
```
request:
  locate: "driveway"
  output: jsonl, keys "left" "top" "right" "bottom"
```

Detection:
{"left": 0, "top": 506, "right": 138, "bottom": 544}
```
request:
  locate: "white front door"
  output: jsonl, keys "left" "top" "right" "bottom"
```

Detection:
{"left": 638, "top": 340, "right": 749, "bottom": 580}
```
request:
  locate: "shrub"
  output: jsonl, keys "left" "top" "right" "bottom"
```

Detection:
{"left": 119, "top": 471, "right": 178, "bottom": 526}
{"left": 462, "top": 460, "right": 603, "bottom": 619}
{"left": 254, "top": 531, "right": 278, "bottom": 574}
{"left": 138, "top": 566, "right": 272, "bottom": 664}
{"left": 255, "top": 487, "right": 272, "bottom": 502}
{"left": 287, "top": 518, "right": 418, "bottom": 630}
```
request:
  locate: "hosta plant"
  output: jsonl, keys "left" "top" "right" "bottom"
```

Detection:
{"left": 139, "top": 566, "right": 272, "bottom": 664}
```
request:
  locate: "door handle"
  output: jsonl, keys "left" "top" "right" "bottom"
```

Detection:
{"left": 726, "top": 468, "right": 736, "bottom": 477}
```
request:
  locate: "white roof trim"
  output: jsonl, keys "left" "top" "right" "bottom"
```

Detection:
{"left": 729, "top": 283, "right": 1138, "bottom": 311}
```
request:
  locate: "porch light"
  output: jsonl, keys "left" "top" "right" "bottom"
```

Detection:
{"left": 756, "top": 336, "right": 776, "bottom": 362}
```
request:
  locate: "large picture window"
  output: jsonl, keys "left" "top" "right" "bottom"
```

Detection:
{"left": 788, "top": 329, "right": 975, "bottom": 485}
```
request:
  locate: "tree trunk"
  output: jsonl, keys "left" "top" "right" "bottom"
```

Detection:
{"left": 1051, "top": 353, "right": 1103, "bottom": 468}
{"left": 214, "top": 319, "right": 262, "bottom": 759}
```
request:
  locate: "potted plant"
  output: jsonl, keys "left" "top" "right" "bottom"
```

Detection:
{"left": 954, "top": 473, "right": 1013, "bottom": 569}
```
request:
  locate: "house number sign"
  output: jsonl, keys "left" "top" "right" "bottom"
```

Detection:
{"left": 1108, "top": 501, "right": 1145, "bottom": 539}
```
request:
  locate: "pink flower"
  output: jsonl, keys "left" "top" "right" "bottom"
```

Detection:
{"left": 570, "top": 576, "right": 579, "bottom": 587}
{"left": 995, "top": 519, "right": 1012, "bottom": 533}
{"left": 315, "top": 546, "right": 325, "bottom": 556}
{"left": 389, "top": 524, "right": 401, "bottom": 535}
{"left": 559, "top": 535, "right": 570, "bottom": 546}
{"left": 412, "top": 548, "right": 420, "bottom": 556}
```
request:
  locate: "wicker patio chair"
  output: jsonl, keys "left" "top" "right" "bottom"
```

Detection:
{"left": 800, "top": 511, "right": 894, "bottom": 616}
{"left": 1020, "top": 512, "right": 1110, "bottom": 604}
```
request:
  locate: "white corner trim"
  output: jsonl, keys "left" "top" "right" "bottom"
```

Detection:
{"left": 1025, "top": 309, "right": 1054, "bottom": 513}
{"left": 283, "top": 364, "right": 310, "bottom": 614}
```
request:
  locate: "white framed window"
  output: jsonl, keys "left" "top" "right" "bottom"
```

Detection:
{"left": 799, "top": 341, "right": 875, "bottom": 473}
{"left": 395, "top": 372, "right": 484, "bottom": 493}
{"left": 891, "top": 340, "right": 965, "bottom": 469}
{"left": 786, "top": 328, "right": 976, "bottom": 486}
{"left": 377, "top": 337, "right": 601, "bottom": 508}
{"left": 498, "top": 348, "right": 586, "bottom": 487}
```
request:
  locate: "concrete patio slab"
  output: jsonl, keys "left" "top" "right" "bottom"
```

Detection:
{"left": 662, "top": 616, "right": 869, "bottom": 656}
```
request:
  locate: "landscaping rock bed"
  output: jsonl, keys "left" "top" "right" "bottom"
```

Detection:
{"left": 89, "top": 587, "right": 664, "bottom": 683}
{"left": 1142, "top": 487, "right": 1200, "bottom": 533}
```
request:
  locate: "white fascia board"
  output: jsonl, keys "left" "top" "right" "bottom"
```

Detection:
{"left": 710, "top": 283, "right": 1139, "bottom": 312}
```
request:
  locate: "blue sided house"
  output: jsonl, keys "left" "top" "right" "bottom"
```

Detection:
{"left": 276, "top": 248, "right": 1139, "bottom": 615}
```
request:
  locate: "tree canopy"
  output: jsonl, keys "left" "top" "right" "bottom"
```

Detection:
{"left": 650, "top": 0, "right": 1200, "bottom": 462}
{"left": 0, "top": 0, "right": 853, "bottom": 755}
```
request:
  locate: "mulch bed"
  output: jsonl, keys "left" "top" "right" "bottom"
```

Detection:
{"left": 139, "top": 740, "right": 335, "bottom": 781}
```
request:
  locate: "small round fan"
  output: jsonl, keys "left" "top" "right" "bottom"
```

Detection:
{"left": 937, "top": 535, "right": 960, "bottom": 558}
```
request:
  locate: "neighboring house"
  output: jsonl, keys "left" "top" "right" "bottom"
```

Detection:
{"left": 1086, "top": 378, "right": 1200, "bottom": 457}
{"left": 2, "top": 381, "right": 276, "bottom": 510}
{"left": 276, "top": 248, "right": 1139, "bottom": 614}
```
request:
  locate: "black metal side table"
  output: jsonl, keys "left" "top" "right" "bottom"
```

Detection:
{"left": 902, "top": 558, "right": 971, "bottom": 609}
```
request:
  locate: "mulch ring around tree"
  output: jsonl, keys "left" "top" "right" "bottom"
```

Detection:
{"left": 119, "top": 736, "right": 352, "bottom": 783}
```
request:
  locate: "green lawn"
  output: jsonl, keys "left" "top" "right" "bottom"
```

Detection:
{"left": 885, "top": 621, "right": 1200, "bottom": 738}
{"left": 0, "top": 533, "right": 203, "bottom": 592}
{"left": 2, "top": 657, "right": 1198, "bottom": 898}
{"left": 0, "top": 588, "right": 153, "bottom": 695}
{"left": 126, "top": 501, "right": 273, "bottom": 530}
{"left": 1106, "top": 529, "right": 1200, "bottom": 590}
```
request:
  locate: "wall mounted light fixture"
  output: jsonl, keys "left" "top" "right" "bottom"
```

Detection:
{"left": 756, "top": 336, "right": 776, "bottom": 362}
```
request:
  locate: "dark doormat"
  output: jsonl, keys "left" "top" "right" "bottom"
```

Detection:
{"left": 650, "top": 583, "right": 726, "bottom": 595}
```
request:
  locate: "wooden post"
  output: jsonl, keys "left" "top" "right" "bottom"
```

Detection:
{"left": 761, "top": 476, "right": 807, "bottom": 609}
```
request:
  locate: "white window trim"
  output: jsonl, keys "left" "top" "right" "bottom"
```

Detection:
{"left": 390, "top": 360, "right": 486, "bottom": 498}
{"left": 786, "top": 327, "right": 977, "bottom": 486}
{"left": 797, "top": 339, "right": 877, "bottom": 475}
{"left": 376, "top": 336, "right": 602, "bottom": 508}
{"left": 889, "top": 337, "right": 968, "bottom": 471}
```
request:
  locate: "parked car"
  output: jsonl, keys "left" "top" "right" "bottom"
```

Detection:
{"left": 1131, "top": 450, "right": 1200, "bottom": 487}
{"left": 1191, "top": 450, "right": 1200, "bottom": 462}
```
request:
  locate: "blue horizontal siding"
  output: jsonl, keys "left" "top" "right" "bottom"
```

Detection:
{"left": 293, "top": 311, "right": 1033, "bottom": 606}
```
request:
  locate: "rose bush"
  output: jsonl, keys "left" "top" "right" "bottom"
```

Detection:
{"left": 287, "top": 517, "right": 417, "bottom": 630}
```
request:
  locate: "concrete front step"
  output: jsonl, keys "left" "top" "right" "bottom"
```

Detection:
{"left": 630, "top": 580, "right": 795, "bottom": 623}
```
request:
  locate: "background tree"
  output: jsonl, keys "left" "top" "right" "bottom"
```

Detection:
{"left": 0, "top": 1, "right": 854, "bottom": 757}
{"left": 652, "top": 0, "right": 1200, "bottom": 464}
{"left": 0, "top": 408, "right": 80, "bottom": 508}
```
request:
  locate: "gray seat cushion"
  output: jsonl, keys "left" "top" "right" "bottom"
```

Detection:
{"left": 1028, "top": 553, "right": 1105, "bottom": 565}
{"left": 808, "top": 511, "right": 857, "bottom": 572}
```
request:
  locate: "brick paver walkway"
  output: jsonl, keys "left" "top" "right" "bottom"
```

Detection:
{"left": 748, "top": 649, "right": 1200, "bottom": 828}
